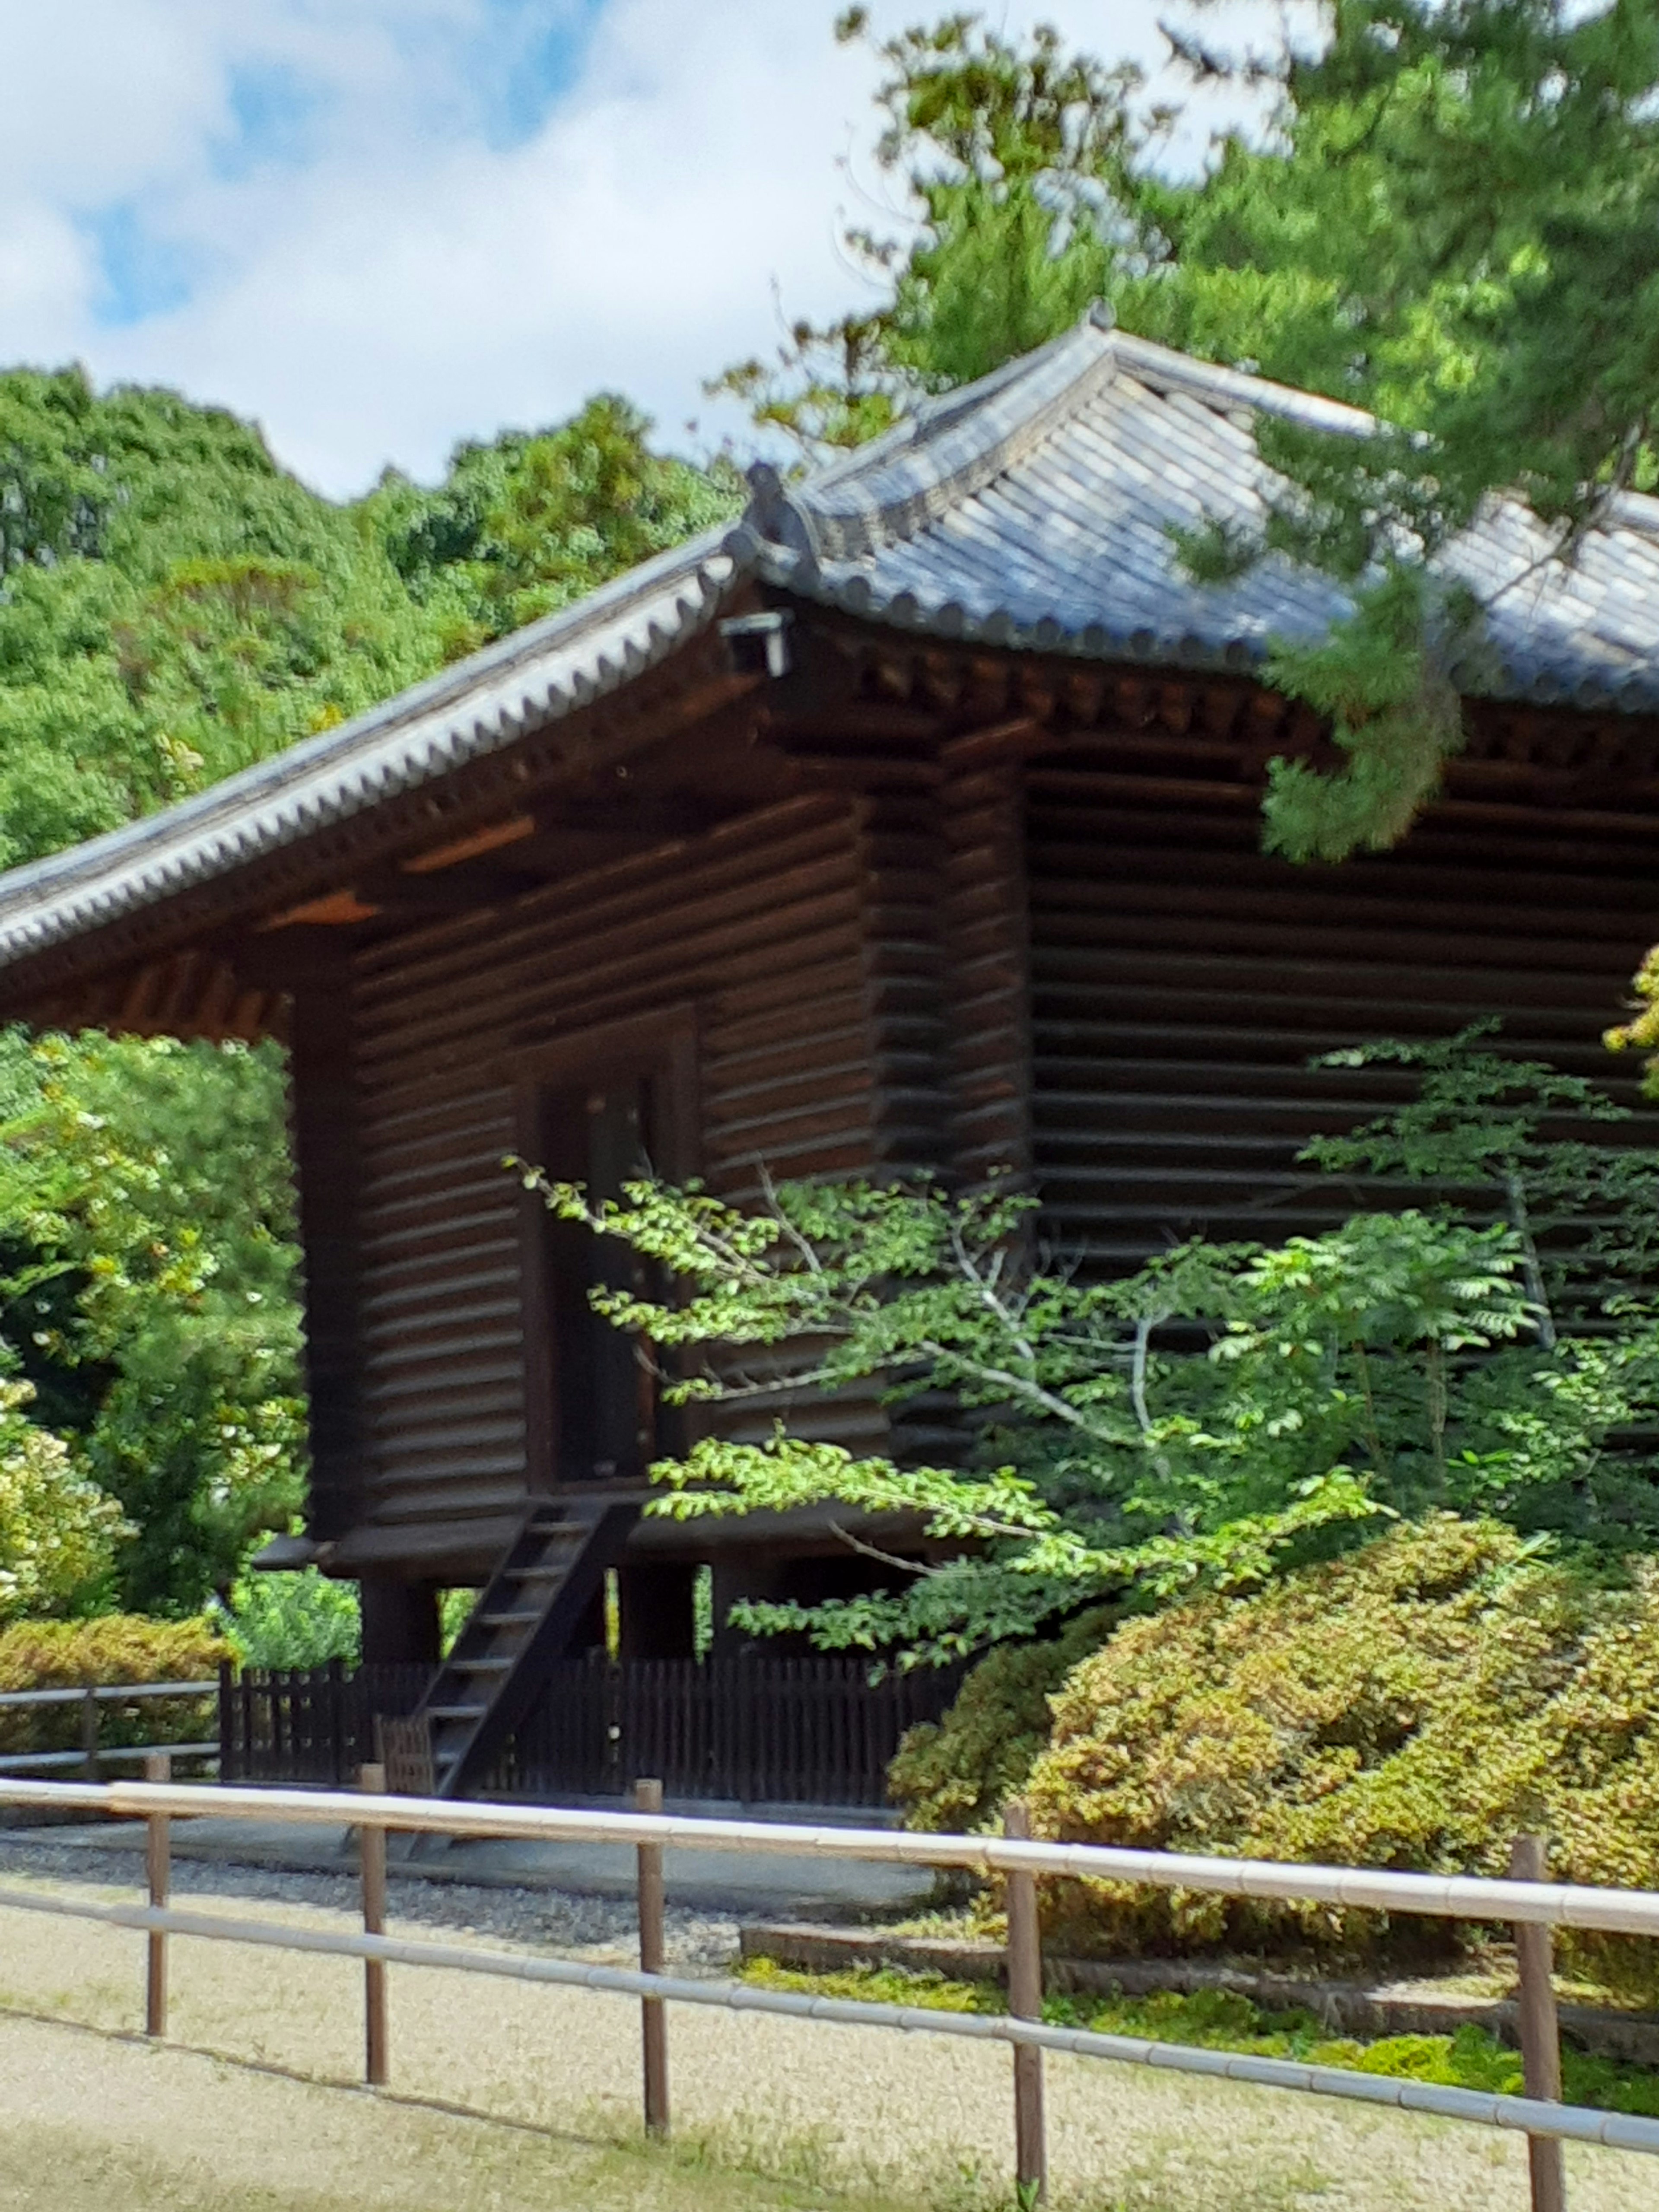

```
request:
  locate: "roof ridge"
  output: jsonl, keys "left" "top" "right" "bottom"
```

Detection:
{"left": 1105, "top": 331, "right": 1375, "bottom": 439}
{"left": 734, "top": 317, "right": 1118, "bottom": 571}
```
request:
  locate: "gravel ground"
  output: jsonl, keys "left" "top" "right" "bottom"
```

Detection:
{"left": 0, "top": 1828, "right": 740, "bottom": 1972}
{"left": 3, "top": 1854, "right": 1658, "bottom": 2212}
{"left": 0, "top": 2012, "right": 895, "bottom": 2212}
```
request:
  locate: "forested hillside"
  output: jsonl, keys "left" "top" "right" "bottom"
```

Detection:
{"left": 0, "top": 378, "right": 740, "bottom": 1618}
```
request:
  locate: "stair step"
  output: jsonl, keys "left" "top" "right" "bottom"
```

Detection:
{"left": 425, "top": 1704, "right": 486, "bottom": 1722}
{"left": 478, "top": 1610, "right": 542, "bottom": 1629}
{"left": 448, "top": 1656, "right": 513, "bottom": 1674}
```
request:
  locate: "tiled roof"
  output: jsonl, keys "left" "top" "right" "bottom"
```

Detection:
{"left": 733, "top": 309, "right": 1659, "bottom": 712}
{"left": 2, "top": 308, "right": 1657, "bottom": 972}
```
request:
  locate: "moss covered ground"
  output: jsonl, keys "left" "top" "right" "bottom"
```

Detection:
{"left": 739, "top": 1957, "right": 1659, "bottom": 2118}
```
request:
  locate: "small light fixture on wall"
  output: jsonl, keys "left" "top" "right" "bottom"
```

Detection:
{"left": 719, "top": 608, "right": 794, "bottom": 679}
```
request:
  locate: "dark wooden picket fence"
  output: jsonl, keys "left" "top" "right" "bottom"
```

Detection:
{"left": 218, "top": 1661, "right": 429, "bottom": 1789}
{"left": 218, "top": 1655, "right": 960, "bottom": 1806}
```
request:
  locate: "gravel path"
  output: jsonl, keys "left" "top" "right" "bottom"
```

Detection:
{"left": 2, "top": 1851, "right": 1658, "bottom": 2211}
{"left": 0, "top": 1828, "right": 740, "bottom": 1972}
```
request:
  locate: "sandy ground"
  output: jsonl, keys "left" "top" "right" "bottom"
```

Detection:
{"left": 1, "top": 1872, "right": 1656, "bottom": 2212}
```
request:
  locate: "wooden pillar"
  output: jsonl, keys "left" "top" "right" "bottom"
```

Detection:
{"left": 1004, "top": 1799, "right": 1046, "bottom": 2202}
{"left": 618, "top": 1564, "right": 698, "bottom": 1660}
{"left": 1510, "top": 1834, "right": 1567, "bottom": 2212}
{"left": 635, "top": 1777, "right": 670, "bottom": 2136}
{"left": 359, "top": 1763, "right": 389, "bottom": 2086}
{"left": 288, "top": 973, "right": 365, "bottom": 1546}
{"left": 359, "top": 1578, "right": 441, "bottom": 1667}
{"left": 144, "top": 1751, "right": 171, "bottom": 2038}
{"left": 707, "top": 1558, "right": 785, "bottom": 1657}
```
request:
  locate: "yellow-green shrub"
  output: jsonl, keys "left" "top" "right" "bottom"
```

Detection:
{"left": 888, "top": 1607, "right": 1116, "bottom": 1831}
{"left": 1020, "top": 1517, "right": 1659, "bottom": 1970}
{"left": 0, "top": 1379, "right": 127, "bottom": 1621}
{"left": 0, "top": 1614, "right": 229, "bottom": 1756}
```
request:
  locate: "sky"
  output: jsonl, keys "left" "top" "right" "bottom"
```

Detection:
{"left": 0, "top": 2, "right": 1267, "bottom": 499}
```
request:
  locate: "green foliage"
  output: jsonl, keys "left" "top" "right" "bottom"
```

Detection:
{"left": 720, "top": 5, "right": 1659, "bottom": 856}
{"left": 738, "top": 1958, "right": 1659, "bottom": 2120}
{"left": 0, "top": 371, "right": 439, "bottom": 862}
{"left": 0, "top": 1033, "right": 305, "bottom": 1614}
{"left": 888, "top": 1607, "right": 1116, "bottom": 1831}
{"left": 0, "top": 371, "right": 737, "bottom": 873}
{"left": 712, "top": 10, "right": 1162, "bottom": 447}
{"left": 0, "top": 1378, "right": 127, "bottom": 1623}
{"left": 710, "top": 13, "right": 1156, "bottom": 453}
{"left": 218, "top": 1564, "right": 361, "bottom": 1671}
{"left": 1605, "top": 944, "right": 1659, "bottom": 1099}
{"left": 525, "top": 1023, "right": 1659, "bottom": 1662}
{"left": 367, "top": 393, "right": 742, "bottom": 655}
{"left": 0, "top": 1611, "right": 226, "bottom": 1758}
{"left": 1020, "top": 1515, "right": 1659, "bottom": 1982}
{"left": 1259, "top": 571, "right": 1469, "bottom": 863}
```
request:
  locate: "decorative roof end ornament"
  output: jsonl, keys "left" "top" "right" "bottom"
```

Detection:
{"left": 740, "top": 462, "right": 823, "bottom": 582}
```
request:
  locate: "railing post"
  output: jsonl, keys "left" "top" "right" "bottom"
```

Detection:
{"left": 216, "top": 1660, "right": 234, "bottom": 1783}
{"left": 1510, "top": 1834, "right": 1567, "bottom": 2212}
{"left": 327, "top": 1656, "right": 346, "bottom": 1787}
{"left": 635, "top": 1776, "right": 670, "bottom": 2138}
{"left": 80, "top": 1687, "right": 100, "bottom": 1783}
{"left": 144, "top": 1751, "right": 171, "bottom": 2037}
{"left": 1004, "top": 1799, "right": 1047, "bottom": 2203}
{"left": 359, "top": 1762, "right": 389, "bottom": 2087}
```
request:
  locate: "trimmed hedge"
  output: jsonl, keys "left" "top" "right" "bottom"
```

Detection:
{"left": 1012, "top": 1518, "right": 1659, "bottom": 1985}
{"left": 0, "top": 1615, "right": 229, "bottom": 1758}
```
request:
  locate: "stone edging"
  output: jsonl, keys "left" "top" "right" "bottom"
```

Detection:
{"left": 739, "top": 1922, "right": 1659, "bottom": 2068}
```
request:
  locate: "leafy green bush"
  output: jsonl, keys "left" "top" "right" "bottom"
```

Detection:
{"left": 1018, "top": 1517, "right": 1659, "bottom": 1979}
{"left": 0, "top": 1613, "right": 228, "bottom": 1756}
{"left": 217, "top": 1565, "right": 360, "bottom": 1670}
{"left": 0, "top": 1378, "right": 127, "bottom": 1621}
{"left": 888, "top": 1607, "right": 1115, "bottom": 1832}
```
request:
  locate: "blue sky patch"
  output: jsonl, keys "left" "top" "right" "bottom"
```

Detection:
{"left": 213, "top": 62, "right": 327, "bottom": 181}
{"left": 80, "top": 203, "right": 198, "bottom": 329}
{"left": 451, "top": 0, "right": 606, "bottom": 150}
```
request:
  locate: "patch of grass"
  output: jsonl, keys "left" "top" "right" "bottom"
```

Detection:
{"left": 738, "top": 1957, "right": 1659, "bottom": 2120}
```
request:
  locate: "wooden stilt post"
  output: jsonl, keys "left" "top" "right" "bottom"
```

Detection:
{"left": 635, "top": 1777, "right": 670, "bottom": 2138}
{"left": 359, "top": 1762, "right": 388, "bottom": 2087}
{"left": 1004, "top": 1799, "right": 1047, "bottom": 2203}
{"left": 1510, "top": 1833, "right": 1567, "bottom": 2212}
{"left": 144, "top": 1751, "right": 171, "bottom": 2037}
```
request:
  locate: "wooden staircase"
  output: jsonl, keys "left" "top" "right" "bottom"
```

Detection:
{"left": 412, "top": 1498, "right": 638, "bottom": 1798}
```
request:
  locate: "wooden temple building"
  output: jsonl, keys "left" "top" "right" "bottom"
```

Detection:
{"left": 2, "top": 308, "right": 1658, "bottom": 1791}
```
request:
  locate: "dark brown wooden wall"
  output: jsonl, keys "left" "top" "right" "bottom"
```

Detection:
{"left": 335, "top": 791, "right": 911, "bottom": 1568}
{"left": 1023, "top": 734, "right": 1659, "bottom": 1270}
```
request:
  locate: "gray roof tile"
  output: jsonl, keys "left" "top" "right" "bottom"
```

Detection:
{"left": 754, "top": 315, "right": 1659, "bottom": 710}
{"left": 3, "top": 309, "right": 1658, "bottom": 974}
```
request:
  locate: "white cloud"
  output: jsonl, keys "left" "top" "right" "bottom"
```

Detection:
{"left": 0, "top": 0, "right": 1273, "bottom": 497}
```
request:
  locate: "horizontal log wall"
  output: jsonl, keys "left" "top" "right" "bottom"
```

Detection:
{"left": 1024, "top": 732, "right": 1659, "bottom": 1269}
{"left": 346, "top": 793, "right": 894, "bottom": 1560}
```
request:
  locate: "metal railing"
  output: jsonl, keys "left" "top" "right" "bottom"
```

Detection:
{"left": 0, "top": 1772, "right": 1646, "bottom": 2210}
{"left": 0, "top": 1681, "right": 218, "bottom": 1777}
